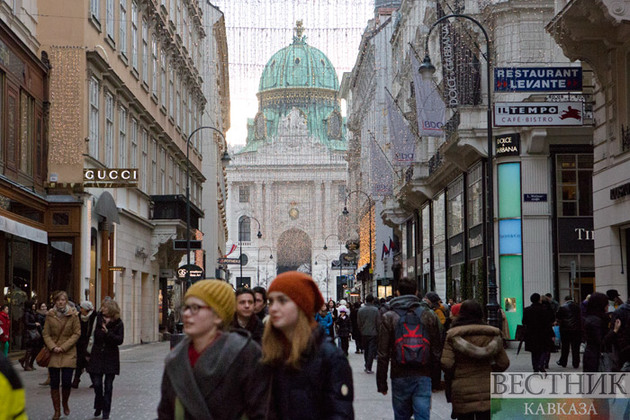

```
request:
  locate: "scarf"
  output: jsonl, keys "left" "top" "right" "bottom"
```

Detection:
{"left": 56, "top": 305, "right": 68, "bottom": 316}
{"left": 80, "top": 311, "right": 93, "bottom": 322}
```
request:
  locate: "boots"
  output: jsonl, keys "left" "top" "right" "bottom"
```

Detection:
{"left": 51, "top": 389, "right": 61, "bottom": 420}
{"left": 61, "top": 388, "right": 71, "bottom": 416}
{"left": 71, "top": 374, "right": 81, "bottom": 389}
{"left": 27, "top": 352, "right": 36, "bottom": 370}
{"left": 18, "top": 354, "right": 26, "bottom": 369}
{"left": 24, "top": 353, "right": 34, "bottom": 371}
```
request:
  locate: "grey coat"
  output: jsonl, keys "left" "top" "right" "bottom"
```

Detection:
{"left": 357, "top": 303, "right": 380, "bottom": 336}
{"left": 157, "top": 330, "right": 269, "bottom": 420}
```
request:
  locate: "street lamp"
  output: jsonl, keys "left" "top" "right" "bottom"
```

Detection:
{"left": 314, "top": 253, "right": 330, "bottom": 301}
{"left": 238, "top": 215, "right": 262, "bottom": 284}
{"left": 324, "top": 233, "right": 343, "bottom": 292}
{"left": 342, "top": 190, "right": 374, "bottom": 296}
{"left": 185, "top": 126, "right": 230, "bottom": 288}
{"left": 257, "top": 245, "right": 273, "bottom": 286}
{"left": 419, "top": 14, "right": 499, "bottom": 328}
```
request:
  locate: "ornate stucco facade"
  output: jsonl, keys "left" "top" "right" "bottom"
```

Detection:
{"left": 226, "top": 25, "right": 348, "bottom": 301}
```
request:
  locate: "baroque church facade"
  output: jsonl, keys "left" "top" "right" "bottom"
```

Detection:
{"left": 226, "top": 23, "right": 348, "bottom": 301}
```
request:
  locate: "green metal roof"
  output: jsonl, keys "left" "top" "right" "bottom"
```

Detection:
{"left": 259, "top": 35, "right": 339, "bottom": 92}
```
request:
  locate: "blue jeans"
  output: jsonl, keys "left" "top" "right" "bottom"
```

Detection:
{"left": 391, "top": 376, "right": 432, "bottom": 420}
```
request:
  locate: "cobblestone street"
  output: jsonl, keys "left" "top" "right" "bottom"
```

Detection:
{"left": 16, "top": 340, "right": 579, "bottom": 419}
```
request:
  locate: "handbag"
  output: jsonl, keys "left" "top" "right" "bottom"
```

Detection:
{"left": 36, "top": 316, "right": 69, "bottom": 367}
{"left": 35, "top": 346, "right": 51, "bottom": 367}
{"left": 27, "top": 328, "right": 41, "bottom": 343}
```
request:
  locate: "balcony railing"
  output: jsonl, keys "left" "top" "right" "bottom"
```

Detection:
{"left": 428, "top": 151, "right": 443, "bottom": 175}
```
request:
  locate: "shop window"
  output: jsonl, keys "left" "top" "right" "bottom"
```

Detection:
{"left": 556, "top": 154, "right": 593, "bottom": 217}
{"left": 467, "top": 163, "right": 483, "bottom": 227}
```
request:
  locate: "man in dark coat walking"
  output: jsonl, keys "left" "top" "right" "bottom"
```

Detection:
{"left": 522, "top": 293, "right": 555, "bottom": 372}
{"left": 556, "top": 295, "right": 582, "bottom": 368}
{"left": 358, "top": 294, "right": 380, "bottom": 373}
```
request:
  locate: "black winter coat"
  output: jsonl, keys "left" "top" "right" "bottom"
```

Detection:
{"left": 556, "top": 300, "right": 582, "bottom": 332}
{"left": 583, "top": 313, "right": 609, "bottom": 372}
{"left": 87, "top": 314, "right": 124, "bottom": 375}
{"left": 335, "top": 314, "right": 351, "bottom": 338}
{"left": 268, "top": 327, "right": 354, "bottom": 420}
{"left": 522, "top": 302, "right": 554, "bottom": 353}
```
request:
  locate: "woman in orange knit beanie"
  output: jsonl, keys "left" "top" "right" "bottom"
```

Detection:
{"left": 262, "top": 271, "right": 355, "bottom": 419}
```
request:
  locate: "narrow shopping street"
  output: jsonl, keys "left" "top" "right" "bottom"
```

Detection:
{"left": 17, "top": 340, "right": 579, "bottom": 419}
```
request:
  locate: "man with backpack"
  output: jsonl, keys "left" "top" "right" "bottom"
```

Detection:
{"left": 376, "top": 277, "right": 441, "bottom": 420}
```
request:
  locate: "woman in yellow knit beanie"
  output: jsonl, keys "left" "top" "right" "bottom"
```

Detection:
{"left": 157, "top": 280, "right": 269, "bottom": 419}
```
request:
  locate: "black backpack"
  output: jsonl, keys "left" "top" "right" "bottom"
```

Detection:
{"left": 393, "top": 305, "right": 431, "bottom": 367}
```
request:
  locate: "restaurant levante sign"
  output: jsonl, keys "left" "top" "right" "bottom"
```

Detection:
{"left": 494, "top": 67, "right": 582, "bottom": 92}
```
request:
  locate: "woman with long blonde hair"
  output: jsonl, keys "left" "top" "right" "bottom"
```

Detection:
{"left": 262, "top": 271, "right": 354, "bottom": 419}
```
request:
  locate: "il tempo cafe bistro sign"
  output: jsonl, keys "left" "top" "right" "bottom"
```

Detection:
{"left": 83, "top": 168, "right": 138, "bottom": 188}
{"left": 491, "top": 372, "right": 630, "bottom": 419}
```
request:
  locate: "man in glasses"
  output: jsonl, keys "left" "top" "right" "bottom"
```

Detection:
{"left": 157, "top": 279, "right": 268, "bottom": 419}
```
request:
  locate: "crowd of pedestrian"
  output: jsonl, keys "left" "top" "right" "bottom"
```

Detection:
{"left": 7, "top": 275, "right": 630, "bottom": 420}
{"left": 521, "top": 288, "right": 630, "bottom": 375}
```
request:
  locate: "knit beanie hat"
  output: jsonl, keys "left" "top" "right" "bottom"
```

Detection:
{"left": 425, "top": 291, "right": 441, "bottom": 304}
{"left": 185, "top": 280, "right": 235, "bottom": 322}
{"left": 268, "top": 271, "right": 324, "bottom": 318}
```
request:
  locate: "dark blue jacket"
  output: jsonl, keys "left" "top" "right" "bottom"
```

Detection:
{"left": 269, "top": 327, "right": 354, "bottom": 420}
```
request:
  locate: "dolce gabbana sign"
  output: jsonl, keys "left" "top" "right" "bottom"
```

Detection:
{"left": 495, "top": 133, "right": 520, "bottom": 157}
{"left": 83, "top": 168, "right": 138, "bottom": 188}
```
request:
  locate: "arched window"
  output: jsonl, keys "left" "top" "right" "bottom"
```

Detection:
{"left": 238, "top": 216, "right": 251, "bottom": 242}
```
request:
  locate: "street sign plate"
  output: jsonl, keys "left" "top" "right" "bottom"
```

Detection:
{"left": 218, "top": 257, "right": 242, "bottom": 264}
{"left": 173, "top": 240, "right": 202, "bottom": 250}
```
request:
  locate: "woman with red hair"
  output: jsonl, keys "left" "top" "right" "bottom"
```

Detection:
{"left": 262, "top": 271, "right": 354, "bottom": 419}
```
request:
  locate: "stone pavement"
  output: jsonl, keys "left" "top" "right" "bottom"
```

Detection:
{"left": 15, "top": 340, "right": 580, "bottom": 419}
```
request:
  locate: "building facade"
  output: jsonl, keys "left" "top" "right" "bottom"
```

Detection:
{"left": 226, "top": 24, "right": 348, "bottom": 301}
{"left": 341, "top": 6, "right": 398, "bottom": 299}
{"left": 341, "top": 0, "right": 595, "bottom": 338}
{"left": 36, "top": 0, "right": 224, "bottom": 344}
{"left": 199, "top": 2, "right": 230, "bottom": 281}
{"left": 548, "top": 0, "right": 630, "bottom": 303}
{"left": 0, "top": 0, "right": 58, "bottom": 352}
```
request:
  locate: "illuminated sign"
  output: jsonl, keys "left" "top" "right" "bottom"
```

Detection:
{"left": 494, "top": 67, "right": 582, "bottom": 92}
{"left": 83, "top": 168, "right": 138, "bottom": 188}
{"left": 495, "top": 133, "right": 520, "bottom": 157}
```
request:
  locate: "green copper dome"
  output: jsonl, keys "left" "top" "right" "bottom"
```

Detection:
{"left": 238, "top": 22, "right": 346, "bottom": 154}
{"left": 259, "top": 33, "right": 339, "bottom": 92}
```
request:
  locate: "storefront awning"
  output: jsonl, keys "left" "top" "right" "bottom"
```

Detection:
{"left": 95, "top": 191, "right": 120, "bottom": 224}
{"left": 0, "top": 215, "right": 48, "bottom": 244}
